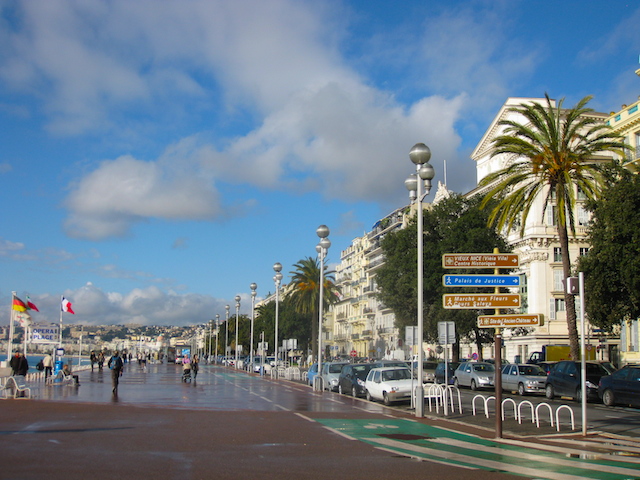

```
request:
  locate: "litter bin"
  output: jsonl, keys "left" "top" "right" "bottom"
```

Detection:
{"left": 54, "top": 360, "right": 64, "bottom": 374}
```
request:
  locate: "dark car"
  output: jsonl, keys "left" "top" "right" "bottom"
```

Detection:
{"left": 545, "top": 360, "right": 610, "bottom": 401}
{"left": 598, "top": 365, "right": 640, "bottom": 407}
{"left": 537, "top": 361, "right": 557, "bottom": 375}
{"left": 338, "top": 363, "right": 374, "bottom": 397}
{"left": 434, "top": 361, "right": 460, "bottom": 385}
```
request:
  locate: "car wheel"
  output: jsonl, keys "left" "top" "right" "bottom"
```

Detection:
{"left": 470, "top": 379, "right": 477, "bottom": 391}
{"left": 453, "top": 377, "right": 459, "bottom": 388}
{"left": 366, "top": 390, "right": 373, "bottom": 402}
{"left": 602, "top": 389, "right": 615, "bottom": 407}
{"left": 575, "top": 387, "right": 582, "bottom": 402}
{"left": 518, "top": 383, "right": 526, "bottom": 396}
{"left": 352, "top": 386, "right": 358, "bottom": 398}
{"left": 545, "top": 384, "right": 554, "bottom": 399}
{"left": 383, "top": 392, "right": 391, "bottom": 406}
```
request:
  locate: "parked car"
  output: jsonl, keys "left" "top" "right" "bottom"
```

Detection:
{"left": 537, "top": 361, "right": 558, "bottom": 375}
{"left": 545, "top": 360, "right": 610, "bottom": 401}
{"left": 364, "top": 367, "right": 414, "bottom": 405}
{"left": 453, "top": 362, "right": 495, "bottom": 390}
{"left": 411, "top": 361, "right": 438, "bottom": 383}
{"left": 501, "top": 363, "right": 547, "bottom": 395}
{"left": 598, "top": 365, "right": 640, "bottom": 407}
{"left": 371, "top": 359, "right": 409, "bottom": 369}
{"left": 435, "top": 361, "right": 460, "bottom": 385}
{"left": 307, "top": 363, "right": 318, "bottom": 386}
{"left": 338, "top": 363, "right": 373, "bottom": 397}
{"left": 321, "top": 361, "right": 349, "bottom": 391}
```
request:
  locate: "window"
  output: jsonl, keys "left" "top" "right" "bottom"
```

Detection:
{"left": 555, "top": 298, "right": 566, "bottom": 312}
{"left": 553, "top": 270, "right": 564, "bottom": 291}
{"left": 553, "top": 247, "right": 562, "bottom": 262}
{"left": 577, "top": 206, "right": 590, "bottom": 226}
{"left": 546, "top": 205, "right": 557, "bottom": 226}
{"left": 579, "top": 247, "right": 589, "bottom": 256}
{"left": 577, "top": 186, "right": 587, "bottom": 201}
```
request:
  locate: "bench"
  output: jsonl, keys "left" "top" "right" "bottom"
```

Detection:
{"left": 46, "top": 370, "right": 77, "bottom": 386}
{"left": 2, "top": 375, "right": 31, "bottom": 398}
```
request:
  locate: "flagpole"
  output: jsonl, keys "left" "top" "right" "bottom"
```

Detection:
{"left": 7, "top": 292, "right": 16, "bottom": 361}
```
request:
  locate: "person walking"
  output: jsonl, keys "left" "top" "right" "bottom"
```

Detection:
{"left": 42, "top": 352, "right": 53, "bottom": 381}
{"left": 9, "top": 351, "right": 29, "bottom": 376}
{"left": 90, "top": 351, "right": 97, "bottom": 371}
{"left": 191, "top": 354, "right": 199, "bottom": 380}
{"left": 98, "top": 351, "right": 105, "bottom": 370}
{"left": 108, "top": 351, "right": 124, "bottom": 394}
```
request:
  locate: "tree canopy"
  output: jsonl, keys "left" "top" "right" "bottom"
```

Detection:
{"left": 579, "top": 166, "right": 640, "bottom": 331}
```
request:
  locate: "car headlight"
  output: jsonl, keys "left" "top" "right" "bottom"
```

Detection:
{"left": 357, "top": 379, "right": 365, "bottom": 386}
{"left": 585, "top": 381, "right": 597, "bottom": 389}
{"left": 331, "top": 379, "right": 338, "bottom": 386}
{"left": 390, "top": 386, "right": 399, "bottom": 392}
{"left": 479, "top": 376, "right": 489, "bottom": 381}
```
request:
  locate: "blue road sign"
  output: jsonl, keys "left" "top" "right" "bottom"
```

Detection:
{"left": 443, "top": 274, "right": 520, "bottom": 287}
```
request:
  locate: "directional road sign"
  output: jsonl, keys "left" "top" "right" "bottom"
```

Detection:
{"left": 443, "top": 294, "right": 520, "bottom": 309}
{"left": 477, "top": 314, "right": 544, "bottom": 328}
{"left": 442, "top": 253, "right": 519, "bottom": 269}
{"left": 443, "top": 274, "right": 521, "bottom": 287}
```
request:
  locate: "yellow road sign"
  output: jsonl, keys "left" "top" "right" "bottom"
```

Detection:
{"left": 442, "top": 253, "right": 519, "bottom": 269}
{"left": 477, "top": 314, "right": 544, "bottom": 328}
{"left": 443, "top": 294, "right": 520, "bottom": 309}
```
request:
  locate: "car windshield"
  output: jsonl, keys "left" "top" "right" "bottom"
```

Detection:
{"left": 518, "top": 365, "right": 545, "bottom": 376}
{"left": 381, "top": 369, "right": 411, "bottom": 381}
{"left": 586, "top": 363, "right": 609, "bottom": 375}
{"left": 329, "top": 364, "right": 346, "bottom": 373}
{"left": 353, "top": 365, "right": 372, "bottom": 378}
{"left": 473, "top": 364, "right": 495, "bottom": 372}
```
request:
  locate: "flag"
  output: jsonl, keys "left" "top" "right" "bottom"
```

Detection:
{"left": 12, "top": 296, "right": 27, "bottom": 312}
{"left": 26, "top": 296, "right": 39, "bottom": 312}
{"left": 61, "top": 297, "right": 75, "bottom": 314}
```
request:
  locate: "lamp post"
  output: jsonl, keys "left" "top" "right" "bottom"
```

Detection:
{"left": 235, "top": 295, "right": 241, "bottom": 369}
{"left": 404, "top": 142, "right": 435, "bottom": 418}
{"left": 315, "top": 225, "right": 330, "bottom": 392}
{"left": 215, "top": 314, "right": 220, "bottom": 363}
{"left": 225, "top": 305, "right": 230, "bottom": 365}
{"left": 208, "top": 319, "right": 213, "bottom": 362}
{"left": 273, "top": 263, "right": 283, "bottom": 377}
{"left": 249, "top": 283, "right": 257, "bottom": 367}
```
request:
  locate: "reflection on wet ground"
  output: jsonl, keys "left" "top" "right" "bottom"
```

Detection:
{"left": 34, "top": 362, "right": 383, "bottom": 414}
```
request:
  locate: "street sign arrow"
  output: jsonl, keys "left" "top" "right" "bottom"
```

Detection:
{"left": 477, "top": 314, "right": 544, "bottom": 328}
{"left": 443, "top": 294, "right": 520, "bottom": 309}
{"left": 443, "top": 275, "right": 521, "bottom": 287}
{"left": 442, "top": 253, "right": 519, "bottom": 269}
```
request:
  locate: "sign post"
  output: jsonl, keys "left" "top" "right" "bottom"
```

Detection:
{"left": 438, "top": 321, "right": 455, "bottom": 415}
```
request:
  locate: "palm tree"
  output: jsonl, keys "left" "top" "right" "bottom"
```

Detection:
{"left": 479, "top": 94, "right": 626, "bottom": 360}
{"left": 286, "top": 256, "right": 340, "bottom": 362}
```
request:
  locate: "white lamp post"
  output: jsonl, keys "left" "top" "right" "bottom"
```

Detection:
{"left": 224, "top": 305, "right": 230, "bottom": 365}
{"left": 315, "top": 225, "right": 330, "bottom": 392}
{"left": 215, "top": 314, "right": 220, "bottom": 363}
{"left": 249, "top": 283, "right": 257, "bottom": 369}
{"left": 404, "top": 142, "right": 435, "bottom": 418}
{"left": 235, "top": 295, "right": 241, "bottom": 369}
{"left": 273, "top": 263, "right": 283, "bottom": 377}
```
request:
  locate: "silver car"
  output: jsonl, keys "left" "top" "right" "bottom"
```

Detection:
{"left": 453, "top": 362, "right": 495, "bottom": 390}
{"left": 501, "top": 363, "right": 546, "bottom": 395}
{"left": 321, "top": 361, "right": 349, "bottom": 391}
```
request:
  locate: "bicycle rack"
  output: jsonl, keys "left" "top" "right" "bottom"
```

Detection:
{"left": 555, "top": 405, "right": 575, "bottom": 432}
{"left": 535, "top": 402, "right": 554, "bottom": 428}
{"left": 443, "top": 385, "right": 462, "bottom": 414}
{"left": 517, "top": 400, "right": 535, "bottom": 424}
{"left": 501, "top": 398, "right": 518, "bottom": 421}
{"left": 472, "top": 394, "right": 495, "bottom": 418}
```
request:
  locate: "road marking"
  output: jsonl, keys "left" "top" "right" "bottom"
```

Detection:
{"left": 315, "top": 418, "right": 640, "bottom": 480}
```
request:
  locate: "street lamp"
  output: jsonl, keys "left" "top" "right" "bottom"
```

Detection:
{"left": 225, "top": 305, "right": 230, "bottom": 365}
{"left": 405, "top": 142, "right": 435, "bottom": 418}
{"left": 208, "top": 319, "right": 213, "bottom": 362}
{"left": 215, "top": 314, "right": 220, "bottom": 363}
{"left": 249, "top": 283, "right": 257, "bottom": 368}
{"left": 235, "top": 295, "right": 241, "bottom": 369}
{"left": 273, "top": 263, "right": 283, "bottom": 377}
{"left": 315, "top": 225, "right": 330, "bottom": 392}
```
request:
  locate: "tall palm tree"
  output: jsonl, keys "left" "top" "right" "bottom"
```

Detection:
{"left": 479, "top": 94, "right": 626, "bottom": 360}
{"left": 286, "top": 256, "right": 340, "bottom": 362}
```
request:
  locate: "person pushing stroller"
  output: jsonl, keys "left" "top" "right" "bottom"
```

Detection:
{"left": 182, "top": 354, "right": 192, "bottom": 382}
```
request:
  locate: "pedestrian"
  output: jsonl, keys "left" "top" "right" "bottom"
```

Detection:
{"left": 98, "top": 351, "right": 105, "bottom": 370}
{"left": 9, "top": 351, "right": 29, "bottom": 376}
{"left": 90, "top": 351, "right": 97, "bottom": 371}
{"left": 42, "top": 352, "right": 53, "bottom": 381}
{"left": 108, "top": 351, "right": 124, "bottom": 394}
{"left": 191, "top": 354, "right": 199, "bottom": 380}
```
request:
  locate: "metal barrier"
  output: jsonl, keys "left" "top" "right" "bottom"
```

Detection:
{"left": 501, "top": 398, "right": 518, "bottom": 421}
{"left": 555, "top": 405, "right": 575, "bottom": 432}
{"left": 312, "top": 375, "right": 324, "bottom": 392}
{"left": 443, "top": 385, "right": 463, "bottom": 414}
{"left": 425, "top": 384, "right": 443, "bottom": 413}
{"left": 472, "top": 394, "right": 495, "bottom": 418}
{"left": 284, "top": 367, "right": 301, "bottom": 381}
{"left": 517, "top": 400, "right": 535, "bottom": 424}
{"left": 535, "top": 402, "right": 554, "bottom": 428}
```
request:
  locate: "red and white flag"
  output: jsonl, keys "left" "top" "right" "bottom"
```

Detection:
{"left": 61, "top": 297, "right": 75, "bottom": 314}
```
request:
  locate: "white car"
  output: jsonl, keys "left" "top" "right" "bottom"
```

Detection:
{"left": 364, "top": 367, "right": 414, "bottom": 405}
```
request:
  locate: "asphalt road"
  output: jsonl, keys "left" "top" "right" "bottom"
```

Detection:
{"left": 3, "top": 363, "right": 640, "bottom": 480}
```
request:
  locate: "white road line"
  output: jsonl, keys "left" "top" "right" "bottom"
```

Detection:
{"left": 365, "top": 437, "right": 604, "bottom": 480}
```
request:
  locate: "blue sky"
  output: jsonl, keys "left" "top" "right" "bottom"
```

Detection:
{"left": 1, "top": 0, "right": 639, "bottom": 327}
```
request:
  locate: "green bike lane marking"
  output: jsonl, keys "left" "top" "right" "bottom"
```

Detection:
{"left": 315, "top": 418, "right": 640, "bottom": 480}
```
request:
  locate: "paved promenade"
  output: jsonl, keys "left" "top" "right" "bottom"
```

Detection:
{"left": 2, "top": 363, "right": 639, "bottom": 480}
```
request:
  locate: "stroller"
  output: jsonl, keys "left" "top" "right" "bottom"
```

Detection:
{"left": 182, "top": 367, "right": 192, "bottom": 382}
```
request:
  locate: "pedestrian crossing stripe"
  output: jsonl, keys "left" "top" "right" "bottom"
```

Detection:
{"left": 315, "top": 418, "right": 640, "bottom": 480}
